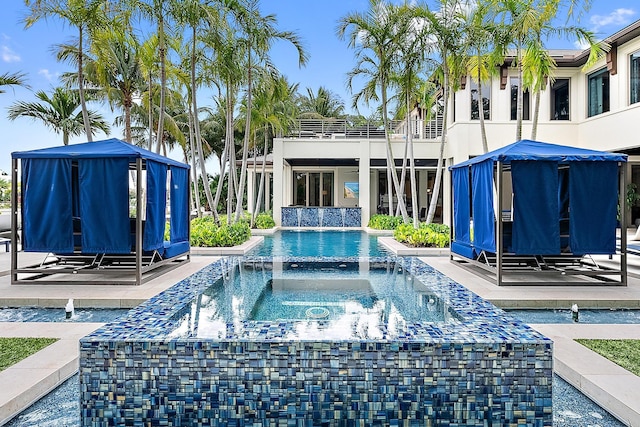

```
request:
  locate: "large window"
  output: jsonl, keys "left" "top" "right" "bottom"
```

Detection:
{"left": 588, "top": 68, "right": 610, "bottom": 117}
{"left": 631, "top": 51, "right": 640, "bottom": 105}
{"left": 510, "top": 77, "right": 530, "bottom": 120}
{"left": 293, "top": 171, "right": 333, "bottom": 206}
{"left": 470, "top": 81, "right": 490, "bottom": 120}
{"left": 550, "top": 78, "right": 570, "bottom": 120}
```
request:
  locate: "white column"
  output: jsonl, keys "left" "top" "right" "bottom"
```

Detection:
{"left": 359, "top": 139, "right": 371, "bottom": 227}
{"left": 273, "top": 138, "right": 284, "bottom": 226}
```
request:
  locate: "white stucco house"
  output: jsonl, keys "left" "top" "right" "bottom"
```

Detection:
{"left": 246, "top": 19, "right": 640, "bottom": 228}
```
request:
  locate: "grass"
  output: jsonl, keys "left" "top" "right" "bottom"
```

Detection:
{"left": 0, "top": 337, "right": 59, "bottom": 372}
{"left": 575, "top": 339, "right": 640, "bottom": 377}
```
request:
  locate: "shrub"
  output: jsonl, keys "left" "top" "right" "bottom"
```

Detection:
{"left": 394, "top": 223, "right": 450, "bottom": 248}
{"left": 254, "top": 212, "right": 275, "bottom": 229}
{"left": 190, "top": 217, "right": 251, "bottom": 247}
{"left": 368, "top": 214, "right": 403, "bottom": 230}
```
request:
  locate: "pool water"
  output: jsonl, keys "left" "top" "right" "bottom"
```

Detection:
{"left": 247, "top": 229, "right": 388, "bottom": 257}
{"left": 169, "top": 259, "right": 458, "bottom": 340}
{"left": 506, "top": 308, "right": 640, "bottom": 324}
{"left": 0, "top": 307, "right": 129, "bottom": 323}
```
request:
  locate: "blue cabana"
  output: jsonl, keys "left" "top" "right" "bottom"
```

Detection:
{"left": 449, "top": 139, "right": 628, "bottom": 286}
{"left": 10, "top": 138, "right": 191, "bottom": 285}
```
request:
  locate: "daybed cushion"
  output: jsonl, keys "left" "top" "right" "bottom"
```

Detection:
{"left": 163, "top": 241, "right": 190, "bottom": 258}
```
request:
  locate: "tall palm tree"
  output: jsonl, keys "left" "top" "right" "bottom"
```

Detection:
{"left": 24, "top": 0, "right": 110, "bottom": 142}
{"left": 232, "top": 0, "right": 308, "bottom": 223}
{"left": 414, "top": 0, "right": 466, "bottom": 224}
{"left": 337, "top": 0, "right": 409, "bottom": 221}
{"left": 0, "top": 72, "right": 29, "bottom": 94}
{"left": 7, "top": 87, "right": 110, "bottom": 145}
{"left": 297, "top": 86, "right": 345, "bottom": 119}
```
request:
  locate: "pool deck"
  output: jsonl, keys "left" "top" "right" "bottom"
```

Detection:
{"left": 1, "top": 241, "right": 640, "bottom": 425}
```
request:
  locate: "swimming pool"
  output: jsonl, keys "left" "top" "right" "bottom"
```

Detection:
{"left": 247, "top": 229, "right": 388, "bottom": 257}
{"left": 80, "top": 256, "right": 552, "bottom": 425}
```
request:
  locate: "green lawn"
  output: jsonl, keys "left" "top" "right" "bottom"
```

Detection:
{"left": 0, "top": 337, "right": 59, "bottom": 371}
{"left": 575, "top": 339, "right": 640, "bottom": 377}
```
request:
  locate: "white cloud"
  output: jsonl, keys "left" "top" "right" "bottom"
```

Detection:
{"left": 38, "top": 69, "right": 55, "bottom": 81}
{"left": 590, "top": 8, "right": 635, "bottom": 32}
{"left": 1, "top": 45, "right": 20, "bottom": 63}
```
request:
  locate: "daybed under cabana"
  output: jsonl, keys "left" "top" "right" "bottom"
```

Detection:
{"left": 449, "top": 139, "right": 628, "bottom": 286}
{"left": 10, "top": 138, "right": 190, "bottom": 285}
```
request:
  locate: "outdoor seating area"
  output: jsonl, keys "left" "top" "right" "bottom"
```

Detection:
{"left": 9, "top": 138, "right": 191, "bottom": 285}
{"left": 449, "top": 139, "right": 628, "bottom": 286}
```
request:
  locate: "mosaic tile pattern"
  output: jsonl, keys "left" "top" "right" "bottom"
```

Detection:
{"left": 281, "top": 207, "right": 361, "bottom": 227}
{"left": 80, "top": 256, "right": 553, "bottom": 426}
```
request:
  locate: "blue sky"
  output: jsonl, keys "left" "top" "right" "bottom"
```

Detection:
{"left": 0, "top": 0, "right": 637, "bottom": 175}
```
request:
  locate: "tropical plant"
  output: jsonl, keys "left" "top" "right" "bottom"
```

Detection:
{"left": 254, "top": 211, "right": 275, "bottom": 229}
{"left": 0, "top": 71, "right": 29, "bottom": 94}
{"left": 189, "top": 216, "right": 250, "bottom": 247}
{"left": 7, "top": 87, "right": 110, "bottom": 145}
{"left": 297, "top": 86, "right": 346, "bottom": 119}
{"left": 337, "top": 0, "right": 409, "bottom": 221}
{"left": 23, "top": 0, "right": 110, "bottom": 142}
{"left": 394, "top": 222, "right": 450, "bottom": 248}
{"left": 368, "top": 214, "right": 403, "bottom": 230}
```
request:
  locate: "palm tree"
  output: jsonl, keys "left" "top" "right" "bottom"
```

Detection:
{"left": 232, "top": 0, "right": 308, "bottom": 223}
{"left": 7, "top": 87, "right": 110, "bottom": 145}
{"left": 297, "top": 87, "right": 345, "bottom": 119}
{"left": 0, "top": 72, "right": 29, "bottom": 94}
{"left": 337, "top": 0, "right": 409, "bottom": 221}
{"left": 87, "top": 30, "right": 145, "bottom": 143}
{"left": 24, "top": 0, "right": 110, "bottom": 142}
{"left": 414, "top": 0, "right": 466, "bottom": 224}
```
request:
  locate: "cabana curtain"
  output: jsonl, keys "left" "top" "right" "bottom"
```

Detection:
{"left": 22, "top": 158, "right": 73, "bottom": 253}
{"left": 170, "top": 167, "right": 189, "bottom": 243}
{"left": 144, "top": 160, "right": 167, "bottom": 252}
{"left": 471, "top": 160, "right": 495, "bottom": 253}
{"left": 511, "top": 160, "right": 560, "bottom": 254}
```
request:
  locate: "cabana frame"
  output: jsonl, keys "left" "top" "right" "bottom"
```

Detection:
{"left": 449, "top": 140, "right": 628, "bottom": 286}
{"left": 10, "top": 139, "right": 191, "bottom": 286}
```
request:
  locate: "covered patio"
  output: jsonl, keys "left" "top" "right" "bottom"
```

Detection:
{"left": 10, "top": 138, "right": 191, "bottom": 285}
{"left": 449, "top": 139, "right": 628, "bottom": 286}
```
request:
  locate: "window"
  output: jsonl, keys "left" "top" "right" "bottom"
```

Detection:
{"left": 510, "top": 77, "right": 530, "bottom": 120}
{"left": 588, "top": 68, "right": 610, "bottom": 117}
{"left": 293, "top": 171, "right": 333, "bottom": 206}
{"left": 470, "top": 81, "right": 490, "bottom": 120}
{"left": 550, "top": 78, "right": 570, "bottom": 120}
{"left": 631, "top": 51, "right": 640, "bottom": 105}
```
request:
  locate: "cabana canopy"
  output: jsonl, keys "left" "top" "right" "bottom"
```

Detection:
{"left": 10, "top": 138, "right": 191, "bottom": 285}
{"left": 449, "top": 139, "right": 627, "bottom": 286}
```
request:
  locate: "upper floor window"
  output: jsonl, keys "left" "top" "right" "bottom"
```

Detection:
{"left": 588, "top": 68, "right": 610, "bottom": 117}
{"left": 510, "top": 77, "right": 530, "bottom": 120}
{"left": 470, "top": 81, "right": 490, "bottom": 120}
{"left": 550, "top": 78, "right": 570, "bottom": 120}
{"left": 631, "top": 51, "right": 640, "bottom": 105}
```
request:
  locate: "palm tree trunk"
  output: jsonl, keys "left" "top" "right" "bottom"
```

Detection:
{"left": 187, "top": 107, "right": 201, "bottom": 216}
{"left": 516, "top": 41, "right": 523, "bottom": 141}
{"left": 426, "top": 51, "right": 450, "bottom": 224}
{"left": 407, "top": 91, "right": 418, "bottom": 227}
{"left": 381, "top": 79, "right": 408, "bottom": 221}
{"left": 477, "top": 51, "right": 488, "bottom": 153}
{"left": 78, "top": 25, "right": 92, "bottom": 142}
{"left": 191, "top": 27, "right": 215, "bottom": 212}
{"left": 147, "top": 73, "right": 153, "bottom": 150}
{"left": 234, "top": 50, "right": 252, "bottom": 223}
{"left": 155, "top": 14, "right": 166, "bottom": 154}
{"left": 252, "top": 125, "right": 269, "bottom": 227}
{"left": 531, "top": 90, "right": 541, "bottom": 140}
{"left": 124, "top": 101, "right": 132, "bottom": 143}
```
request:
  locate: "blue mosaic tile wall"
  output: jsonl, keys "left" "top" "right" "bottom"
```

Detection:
{"left": 281, "top": 207, "right": 361, "bottom": 227}
{"left": 80, "top": 256, "right": 553, "bottom": 426}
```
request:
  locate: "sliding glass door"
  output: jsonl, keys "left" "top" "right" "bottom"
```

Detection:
{"left": 293, "top": 171, "right": 334, "bottom": 206}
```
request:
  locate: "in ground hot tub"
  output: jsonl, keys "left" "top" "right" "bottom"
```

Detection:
{"left": 80, "top": 256, "right": 552, "bottom": 425}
